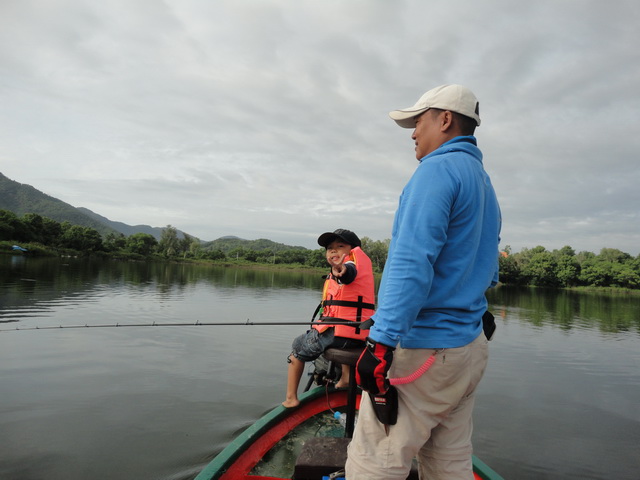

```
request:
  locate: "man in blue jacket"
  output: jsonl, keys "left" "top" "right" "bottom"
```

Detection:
{"left": 345, "top": 84, "right": 502, "bottom": 479}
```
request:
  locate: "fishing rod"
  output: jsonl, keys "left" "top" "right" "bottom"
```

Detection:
{"left": 0, "top": 319, "right": 372, "bottom": 333}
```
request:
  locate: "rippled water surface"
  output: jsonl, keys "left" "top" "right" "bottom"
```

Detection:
{"left": 1, "top": 256, "right": 639, "bottom": 480}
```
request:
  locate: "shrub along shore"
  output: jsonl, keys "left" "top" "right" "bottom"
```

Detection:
{"left": 2, "top": 209, "right": 639, "bottom": 290}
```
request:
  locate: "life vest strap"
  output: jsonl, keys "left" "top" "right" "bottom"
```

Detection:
{"left": 322, "top": 299, "right": 376, "bottom": 310}
{"left": 316, "top": 317, "right": 365, "bottom": 328}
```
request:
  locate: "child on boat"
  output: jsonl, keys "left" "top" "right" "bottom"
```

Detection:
{"left": 282, "top": 229, "right": 375, "bottom": 408}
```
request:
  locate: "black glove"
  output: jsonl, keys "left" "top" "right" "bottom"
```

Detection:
{"left": 358, "top": 318, "right": 374, "bottom": 330}
{"left": 369, "top": 387, "right": 398, "bottom": 426}
{"left": 482, "top": 310, "right": 496, "bottom": 340}
{"left": 356, "top": 337, "right": 395, "bottom": 395}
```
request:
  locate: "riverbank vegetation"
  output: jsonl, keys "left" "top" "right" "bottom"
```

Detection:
{"left": 499, "top": 245, "right": 640, "bottom": 290}
{"left": 2, "top": 209, "right": 639, "bottom": 289}
{"left": 0, "top": 209, "right": 389, "bottom": 271}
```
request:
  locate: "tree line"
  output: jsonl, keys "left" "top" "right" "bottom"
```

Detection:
{"left": 3, "top": 209, "right": 639, "bottom": 288}
{"left": 0, "top": 210, "right": 390, "bottom": 271}
{"left": 0, "top": 209, "right": 215, "bottom": 259}
{"left": 499, "top": 245, "right": 640, "bottom": 289}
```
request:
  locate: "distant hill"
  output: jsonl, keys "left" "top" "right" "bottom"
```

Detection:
{"left": 0, "top": 172, "right": 309, "bottom": 249}
{"left": 77, "top": 207, "right": 189, "bottom": 241}
{"left": 202, "top": 236, "right": 309, "bottom": 253}
{"left": 0, "top": 172, "right": 187, "bottom": 240}
{"left": 0, "top": 172, "right": 119, "bottom": 237}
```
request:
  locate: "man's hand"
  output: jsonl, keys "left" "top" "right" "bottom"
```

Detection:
{"left": 356, "top": 338, "right": 395, "bottom": 395}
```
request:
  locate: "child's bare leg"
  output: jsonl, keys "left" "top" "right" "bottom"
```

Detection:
{"left": 335, "top": 364, "right": 350, "bottom": 389}
{"left": 282, "top": 355, "right": 305, "bottom": 408}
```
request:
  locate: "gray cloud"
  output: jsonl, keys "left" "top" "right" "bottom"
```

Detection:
{"left": 1, "top": 0, "right": 639, "bottom": 254}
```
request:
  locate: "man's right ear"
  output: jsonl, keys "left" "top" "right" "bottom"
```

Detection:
{"left": 440, "top": 110, "right": 454, "bottom": 132}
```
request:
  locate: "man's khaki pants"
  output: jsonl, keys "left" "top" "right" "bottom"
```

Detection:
{"left": 345, "top": 333, "right": 489, "bottom": 480}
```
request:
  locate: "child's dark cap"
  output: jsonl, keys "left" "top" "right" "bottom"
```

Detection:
{"left": 317, "top": 229, "right": 361, "bottom": 248}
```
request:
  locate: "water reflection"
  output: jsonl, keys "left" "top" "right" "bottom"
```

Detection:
{"left": 0, "top": 257, "right": 327, "bottom": 325}
{"left": 3, "top": 256, "right": 326, "bottom": 290}
{"left": 1, "top": 256, "right": 639, "bottom": 480}
{"left": 487, "top": 285, "right": 640, "bottom": 334}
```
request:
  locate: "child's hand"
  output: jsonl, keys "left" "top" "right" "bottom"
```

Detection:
{"left": 329, "top": 253, "right": 348, "bottom": 277}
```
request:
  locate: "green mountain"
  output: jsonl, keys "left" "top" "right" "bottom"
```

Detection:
{"left": 202, "top": 236, "right": 308, "bottom": 253}
{"left": 0, "top": 172, "right": 119, "bottom": 237}
{"left": 0, "top": 172, "right": 309, "bottom": 250}
{"left": 0, "top": 172, "right": 188, "bottom": 240}
{"left": 77, "top": 207, "right": 188, "bottom": 241}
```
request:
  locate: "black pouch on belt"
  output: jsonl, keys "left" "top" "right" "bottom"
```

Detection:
{"left": 482, "top": 310, "right": 496, "bottom": 341}
{"left": 369, "top": 386, "right": 398, "bottom": 426}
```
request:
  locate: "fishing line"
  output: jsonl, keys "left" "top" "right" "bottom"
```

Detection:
{"left": 0, "top": 320, "right": 368, "bottom": 333}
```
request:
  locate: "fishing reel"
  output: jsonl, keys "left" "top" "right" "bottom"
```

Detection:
{"left": 304, "top": 354, "right": 342, "bottom": 390}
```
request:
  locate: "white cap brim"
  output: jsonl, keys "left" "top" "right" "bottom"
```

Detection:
{"left": 388, "top": 84, "right": 481, "bottom": 129}
{"left": 389, "top": 107, "right": 430, "bottom": 129}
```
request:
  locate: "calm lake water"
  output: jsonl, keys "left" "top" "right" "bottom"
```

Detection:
{"left": 1, "top": 255, "right": 639, "bottom": 480}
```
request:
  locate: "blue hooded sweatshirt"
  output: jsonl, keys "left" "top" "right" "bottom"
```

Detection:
{"left": 369, "top": 136, "right": 501, "bottom": 349}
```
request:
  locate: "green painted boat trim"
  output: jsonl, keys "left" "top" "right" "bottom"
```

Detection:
{"left": 195, "top": 385, "right": 505, "bottom": 480}
{"left": 195, "top": 387, "right": 330, "bottom": 480}
{"left": 472, "top": 454, "right": 505, "bottom": 480}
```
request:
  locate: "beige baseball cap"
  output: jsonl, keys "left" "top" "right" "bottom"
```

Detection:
{"left": 389, "top": 84, "right": 481, "bottom": 128}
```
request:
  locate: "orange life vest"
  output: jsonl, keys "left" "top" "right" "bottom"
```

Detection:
{"left": 312, "top": 246, "right": 375, "bottom": 341}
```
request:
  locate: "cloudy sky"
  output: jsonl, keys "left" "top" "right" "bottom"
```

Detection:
{"left": 1, "top": 1, "right": 639, "bottom": 255}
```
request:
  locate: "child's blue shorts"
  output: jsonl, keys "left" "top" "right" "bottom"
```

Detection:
{"left": 291, "top": 328, "right": 364, "bottom": 362}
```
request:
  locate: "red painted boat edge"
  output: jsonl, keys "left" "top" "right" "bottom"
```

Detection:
{"left": 195, "top": 386, "right": 504, "bottom": 480}
{"left": 195, "top": 387, "right": 348, "bottom": 480}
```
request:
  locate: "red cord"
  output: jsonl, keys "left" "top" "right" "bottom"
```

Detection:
{"left": 389, "top": 353, "right": 437, "bottom": 385}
